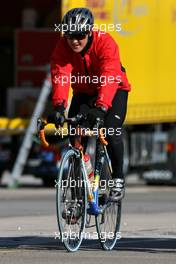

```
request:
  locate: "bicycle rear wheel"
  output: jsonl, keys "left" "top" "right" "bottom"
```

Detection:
{"left": 56, "top": 149, "right": 87, "bottom": 252}
{"left": 95, "top": 157, "right": 122, "bottom": 250}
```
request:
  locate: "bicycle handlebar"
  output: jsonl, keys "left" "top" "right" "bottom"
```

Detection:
{"left": 37, "top": 116, "right": 108, "bottom": 147}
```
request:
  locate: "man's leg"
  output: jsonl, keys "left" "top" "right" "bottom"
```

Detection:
{"left": 68, "top": 93, "right": 93, "bottom": 118}
{"left": 68, "top": 93, "right": 94, "bottom": 146}
{"left": 104, "top": 90, "right": 128, "bottom": 201}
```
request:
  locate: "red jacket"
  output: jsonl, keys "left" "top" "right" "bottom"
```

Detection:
{"left": 51, "top": 30, "right": 131, "bottom": 110}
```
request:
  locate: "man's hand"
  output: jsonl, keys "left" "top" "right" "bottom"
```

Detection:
{"left": 48, "top": 104, "right": 65, "bottom": 128}
{"left": 53, "top": 111, "right": 65, "bottom": 128}
{"left": 87, "top": 107, "right": 106, "bottom": 127}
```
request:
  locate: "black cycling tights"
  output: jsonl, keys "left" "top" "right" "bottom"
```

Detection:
{"left": 68, "top": 90, "right": 128, "bottom": 179}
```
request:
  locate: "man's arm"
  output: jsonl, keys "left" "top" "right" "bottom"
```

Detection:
{"left": 50, "top": 37, "right": 73, "bottom": 109}
{"left": 95, "top": 33, "right": 130, "bottom": 110}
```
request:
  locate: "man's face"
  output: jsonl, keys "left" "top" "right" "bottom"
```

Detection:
{"left": 66, "top": 32, "right": 91, "bottom": 53}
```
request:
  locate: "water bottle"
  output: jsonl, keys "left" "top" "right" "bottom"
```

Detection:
{"left": 84, "top": 153, "right": 94, "bottom": 183}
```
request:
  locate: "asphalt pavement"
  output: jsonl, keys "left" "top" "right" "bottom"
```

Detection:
{"left": 0, "top": 181, "right": 176, "bottom": 263}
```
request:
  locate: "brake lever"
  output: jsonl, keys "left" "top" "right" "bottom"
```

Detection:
{"left": 37, "top": 118, "right": 46, "bottom": 132}
{"left": 95, "top": 117, "right": 104, "bottom": 129}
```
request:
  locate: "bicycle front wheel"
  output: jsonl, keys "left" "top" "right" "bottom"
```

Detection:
{"left": 56, "top": 149, "right": 87, "bottom": 252}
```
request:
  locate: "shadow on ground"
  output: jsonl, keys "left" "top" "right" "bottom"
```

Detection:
{"left": 0, "top": 236, "right": 175, "bottom": 253}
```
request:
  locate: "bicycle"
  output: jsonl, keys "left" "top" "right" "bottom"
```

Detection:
{"left": 37, "top": 114, "right": 122, "bottom": 252}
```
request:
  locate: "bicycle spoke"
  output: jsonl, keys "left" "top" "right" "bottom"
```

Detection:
{"left": 56, "top": 149, "right": 87, "bottom": 252}
{"left": 95, "top": 156, "right": 122, "bottom": 250}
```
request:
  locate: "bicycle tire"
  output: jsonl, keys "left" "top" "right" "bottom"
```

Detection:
{"left": 56, "top": 149, "right": 87, "bottom": 252}
{"left": 95, "top": 157, "right": 122, "bottom": 250}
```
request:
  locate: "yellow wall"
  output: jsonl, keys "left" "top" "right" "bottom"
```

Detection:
{"left": 62, "top": 0, "right": 176, "bottom": 124}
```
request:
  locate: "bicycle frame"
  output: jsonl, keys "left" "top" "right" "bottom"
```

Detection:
{"left": 81, "top": 150, "right": 102, "bottom": 216}
{"left": 76, "top": 141, "right": 112, "bottom": 216}
{"left": 37, "top": 116, "right": 111, "bottom": 216}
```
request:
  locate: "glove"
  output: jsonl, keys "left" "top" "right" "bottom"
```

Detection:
{"left": 48, "top": 104, "right": 65, "bottom": 128}
{"left": 87, "top": 107, "right": 106, "bottom": 128}
{"left": 54, "top": 111, "right": 65, "bottom": 128}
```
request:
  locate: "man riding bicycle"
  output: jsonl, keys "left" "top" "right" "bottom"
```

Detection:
{"left": 50, "top": 7, "right": 131, "bottom": 202}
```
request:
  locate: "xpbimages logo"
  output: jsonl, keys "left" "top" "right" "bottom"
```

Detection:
{"left": 54, "top": 23, "right": 122, "bottom": 36}
{"left": 54, "top": 178, "right": 120, "bottom": 191}
{"left": 54, "top": 126, "right": 122, "bottom": 139}
{"left": 54, "top": 231, "right": 121, "bottom": 242}
{"left": 54, "top": 73, "right": 122, "bottom": 86}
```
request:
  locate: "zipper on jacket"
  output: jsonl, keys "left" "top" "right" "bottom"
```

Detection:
{"left": 82, "top": 56, "right": 89, "bottom": 77}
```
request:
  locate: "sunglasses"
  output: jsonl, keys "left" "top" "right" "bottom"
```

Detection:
{"left": 65, "top": 33, "right": 88, "bottom": 40}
